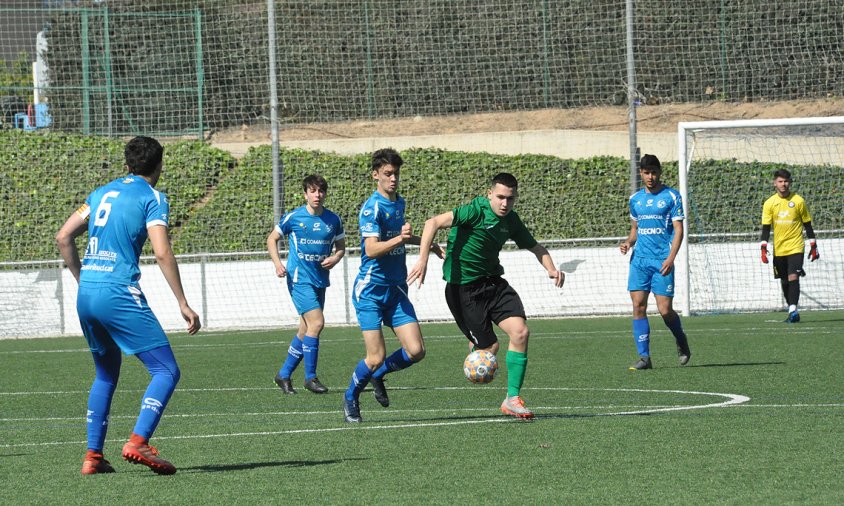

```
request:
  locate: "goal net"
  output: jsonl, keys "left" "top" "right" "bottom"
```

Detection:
{"left": 678, "top": 117, "right": 844, "bottom": 315}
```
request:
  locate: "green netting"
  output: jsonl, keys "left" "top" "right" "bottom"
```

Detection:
{"left": 2, "top": 1, "right": 843, "bottom": 135}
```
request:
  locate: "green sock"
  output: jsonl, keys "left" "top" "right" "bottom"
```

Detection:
{"left": 506, "top": 350, "right": 528, "bottom": 398}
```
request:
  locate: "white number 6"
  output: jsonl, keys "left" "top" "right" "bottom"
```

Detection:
{"left": 93, "top": 191, "right": 120, "bottom": 227}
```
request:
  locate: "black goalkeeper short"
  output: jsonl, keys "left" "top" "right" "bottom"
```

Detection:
{"left": 773, "top": 253, "right": 805, "bottom": 279}
{"left": 444, "top": 276, "right": 526, "bottom": 349}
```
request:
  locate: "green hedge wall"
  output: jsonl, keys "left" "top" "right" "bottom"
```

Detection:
{"left": 2, "top": 130, "right": 840, "bottom": 263}
{"left": 0, "top": 130, "right": 235, "bottom": 261}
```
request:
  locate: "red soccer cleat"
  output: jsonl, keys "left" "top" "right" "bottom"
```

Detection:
{"left": 81, "top": 451, "right": 116, "bottom": 475}
{"left": 122, "top": 437, "right": 176, "bottom": 475}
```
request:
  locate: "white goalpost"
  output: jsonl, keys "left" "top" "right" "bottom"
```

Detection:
{"left": 677, "top": 116, "right": 844, "bottom": 316}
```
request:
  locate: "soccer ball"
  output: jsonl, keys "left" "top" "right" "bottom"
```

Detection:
{"left": 463, "top": 350, "right": 498, "bottom": 383}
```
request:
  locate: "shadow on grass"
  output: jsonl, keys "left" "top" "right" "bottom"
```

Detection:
{"left": 179, "top": 457, "right": 365, "bottom": 473}
{"left": 685, "top": 361, "right": 785, "bottom": 368}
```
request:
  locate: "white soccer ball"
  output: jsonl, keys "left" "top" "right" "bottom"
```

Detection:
{"left": 463, "top": 350, "right": 498, "bottom": 383}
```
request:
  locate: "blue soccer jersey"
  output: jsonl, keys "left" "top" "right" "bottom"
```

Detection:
{"left": 78, "top": 175, "right": 169, "bottom": 286}
{"left": 276, "top": 205, "right": 345, "bottom": 287}
{"left": 357, "top": 191, "right": 408, "bottom": 286}
{"left": 629, "top": 186, "right": 684, "bottom": 260}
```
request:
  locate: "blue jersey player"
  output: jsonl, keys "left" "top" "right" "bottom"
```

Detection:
{"left": 342, "top": 148, "right": 442, "bottom": 423}
{"left": 619, "top": 154, "right": 691, "bottom": 370}
{"left": 56, "top": 136, "right": 201, "bottom": 475}
{"left": 267, "top": 175, "right": 346, "bottom": 395}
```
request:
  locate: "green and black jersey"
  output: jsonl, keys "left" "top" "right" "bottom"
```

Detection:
{"left": 443, "top": 196, "right": 537, "bottom": 285}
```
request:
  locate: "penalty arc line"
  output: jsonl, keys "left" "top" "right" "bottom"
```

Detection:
{"left": 0, "top": 387, "right": 749, "bottom": 449}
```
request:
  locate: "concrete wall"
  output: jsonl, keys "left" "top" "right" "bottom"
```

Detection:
{"left": 4, "top": 239, "right": 842, "bottom": 339}
{"left": 212, "top": 129, "right": 679, "bottom": 161}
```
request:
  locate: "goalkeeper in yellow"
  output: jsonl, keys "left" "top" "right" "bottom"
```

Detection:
{"left": 760, "top": 169, "right": 819, "bottom": 323}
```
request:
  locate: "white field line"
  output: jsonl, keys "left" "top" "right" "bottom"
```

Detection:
{"left": 1, "top": 387, "right": 751, "bottom": 449}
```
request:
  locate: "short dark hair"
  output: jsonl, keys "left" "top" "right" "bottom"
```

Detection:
{"left": 302, "top": 174, "right": 328, "bottom": 192}
{"left": 773, "top": 169, "right": 792, "bottom": 181}
{"left": 639, "top": 154, "right": 661, "bottom": 171}
{"left": 491, "top": 172, "right": 518, "bottom": 190}
{"left": 371, "top": 148, "right": 403, "bottom": 172}
{"left": 125, "top": 136, "right": 164, "bottom": 176}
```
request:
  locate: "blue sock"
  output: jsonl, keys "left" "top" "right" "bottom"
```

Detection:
{"left": 345, "top": 359, "right": 374, "bottom": 401}
{"left": 279, "top": 336, "right": 303, "bottom": 378}
{"left": 87, "top": 348, "right": 121, "bottom": 451}
{"left": 133, "top": 345, "right": 180, "bottom": 439}
{"left": 372, "top": 348, "right": 414, "bottom": 379}
{"left": 302, "top": 336, "right": 320, "bottom": 380}
{"left": 633, "top": 317, "right": 650, "bottom": 357}
{"left": 665, "top": 315, "right": 687, "bottom": 342}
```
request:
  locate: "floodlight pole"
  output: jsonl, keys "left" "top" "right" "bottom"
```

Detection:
{"left": 267, "top": 0, "right": 283, "bottom": 224}
{"left": 626, "top": 0, "right": 639, "bottom": 194}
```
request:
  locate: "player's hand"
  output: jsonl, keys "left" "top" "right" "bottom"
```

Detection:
{"left": 808, "top": 240, "right": 819, "bottom": 262}
{"left": 430, "top": 242, "right": 444, "bottom": 259}
{"left": 321, "top": 256, "right": 339, "bottom": 270}
{"left": 275, "top": 263, "right": 287, "bottom": 277}
{"left": 400, "top": 223, "right": 413, "bottom": 243}
{"left": 761, "top": 242, "right": 769, "bottom": 264}
{"left": 407, "top": 260, "right": 428, "bottom": 288}
{"left": 181, "top": 304, "right": 201, "bottom": 335}
{"left": 660, "top": 259, "right": 674, "bottom": 276}
{"left": 619, "top": 242, "right": 630, "bottom": 255}
{"left": 549, "top": 269, "right": 565, "bottom": 288}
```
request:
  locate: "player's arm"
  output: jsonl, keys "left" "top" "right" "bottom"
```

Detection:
{"left": 266, "top": 228, "right": 287, "bottom": 277}
{"left": 660, "top": 219, "right": 684, "bottom": 275}
{"left": 527, "top": 243, "right": 565, "bottom": 288}
{"left": 55, "top": 211, "right": 88, "bottom": 283}
{"left": 619, "top": 219, "right": 638, "bottom": 255}
{"left": 149, "top": 225, "right": 201, "bottom": 335}
{"left": 407, "top": 211, "right": 453, "bottom": 287}
{"left": 804, "top": 221, "right": 819, "bottom": 261}
{"left": 364, "top": 222, "right": 412, "bottom": 258}
{"left": 321, "top": 238, "right": 346, "bottom": 270}
{"left": 760, "top": 224, "right": 772, "bottom": 263}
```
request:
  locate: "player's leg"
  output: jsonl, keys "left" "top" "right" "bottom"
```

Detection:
{"left": 345, "top": 283, "right": 387, "bottom": 422}
{"left": 275, "top": 317, "right": 305, "bottom": 394}
{"left": 784, "top": 254, "right": 805, "bottom": 322}
{"left": 654, "top": 295, "right": 691, "bottom": 365}
{"left": 122, "top": 344, "right": 180, "bottom": 475}
{"left": 76, "top": 288, "right": 121, "bottom": 474}
{"left": 497, "top": 316, "right": 534, "bottom": 419}
{"left": 300, "top": 287, "right": 328, "bottom": 393}
{"left": 370, "top": 285, "right": 423, "bottom": 407}
{"left": 652, "top": 267, "right": 691, "bottom": 365}
{"left": 627, "top": 256, "right": 653, "bottom": 370}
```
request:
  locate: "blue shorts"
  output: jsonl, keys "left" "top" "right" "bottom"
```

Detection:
{"left": 628, "top": 254, "right": 675, "bottom": 297}
{"left": 76, "top": 283, "right": 169, "bottom": 356}
{"left": 287, "top": 280, "right": 326, "bottom": 315}
{"left": 352, "top": 280, "right": 418, "bottom": 331}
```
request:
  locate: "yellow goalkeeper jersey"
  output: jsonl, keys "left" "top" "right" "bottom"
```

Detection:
{"left": 761, "top": 192, "right": 812, "bottom": 256}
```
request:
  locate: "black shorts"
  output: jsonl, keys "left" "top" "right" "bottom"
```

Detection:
{"left": 444, "top": 276, "right": 526, "bottom": 349}
{"left": 773, "top": 253, "right": 805, "bottom": 279}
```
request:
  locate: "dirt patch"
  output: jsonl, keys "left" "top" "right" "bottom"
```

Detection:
{"left": 210, "top": 98, "right": 843, "bottom": 145}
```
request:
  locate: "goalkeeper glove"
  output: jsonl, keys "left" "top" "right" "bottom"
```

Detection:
{"left": 808, "top": 240, "right": 819, "bottom": 262}
{"left": 761, "top": 242, "right": 768, "bottom": 264}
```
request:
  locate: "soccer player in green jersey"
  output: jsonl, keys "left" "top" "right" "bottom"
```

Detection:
{"left": 408, "top": 172, "right": 565, "bottom": 419}
{"left": 760, "top": 169, "right": 819, "bottom": 323}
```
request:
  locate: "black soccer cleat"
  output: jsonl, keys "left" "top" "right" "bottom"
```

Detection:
{"left": 676, "top": 336, "right": 691, "bottom": 366}
{"left": 784, "top": 311, "right": 800, "bottom": 323}
{"left": 629, "top": 356, "right": 653, "bottom": 370}
{"left": 343, "top": 397, "right": 362, "bottom": 423}
{"left": 304, "top": 377, "right": 329, "bottom": 394}
{"left": 370, "top": 376, "right": 390, "bottom": 407}
{"left": 274, "top": 374, "right": 297, "bottom": 394}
